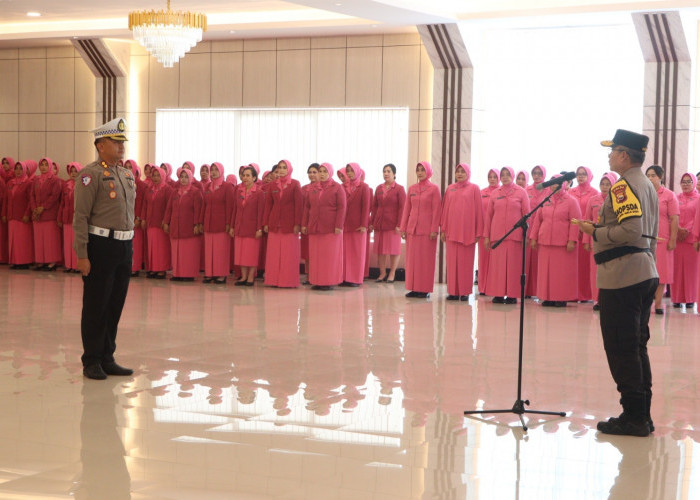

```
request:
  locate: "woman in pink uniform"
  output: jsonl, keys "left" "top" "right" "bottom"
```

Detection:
{"left": 164, "top": 168, "right": 203, "bottom": 281}
{"left": 302, "top": 162, "right": 346, "bottom": 291}
{"left": 123, "top": 160, "right": 146, "bottom": 276}
{"left": 440, "top": 163, "right": 482, "bottom": 301}
{"left": 160, "top": 162, "right": 178, "bottom": 190}
{"left": 4, "top": 161, "right": 34, "bottom": 269}
{"left": 264, "top": 159, "right": 302, "bottom": 288}
{"left": 524, "top": 165, "right": 547, "bottom": 298}
{"left": 199, "top": 164, "right": 211, "bottom": 192}
{"left": 477, "top": 169, "right": 500, "bottom": 295}
{"left": 301, "top": 163, "right": 319, "bottom": 281}
{"left": 515, "top": 170, "right": 529, "bottom": 188}
{"left": 57, "top": 162, "right": 83, "bottom": 272}
{"left": 231, "top": 166, "right": 265, "bottom": 286}
{"left": 225, "top": 173, "right": 239, "bottom": 277}
{"left": 142, "top": 166, "right": 173, "bottom": 279}
{"left": 484, "top": 166, "right": 530, "bottom": 304}
{"left": 671, "top": 172, "right": 699, "bottom": 308}
{"left": 582, "top": 172, "right": 618, "bottom": 310}
{"left": 1, "top": 156, "right": 13, "bottom": 183}
{"left": 645, "top": 166, "right": 679, "bottom": 314}
{"left": 400, "top": 161, "right": 441, "bottom": 299}
{"left": 30, "top": 157, "right": 63, "bottom": 271}
{"left": 569, "top": 166, "right": 599, "bottom": 301}
{"left": 529, "top": 175, "right": 580, "bottom": 307}
{"left": 181, "top": 161, "right": 202, "bottom": 191}
{"left": 202, "top": 162, "right": 235, "bottom": 284}
{"left": 370, "top": 163, "right": 406, "bottom": 283}
{"left": 341, "top": 162, "right": 371, "bottom": 287}
{"left": 0, "top": 157, "right": 15, "bottom": 263}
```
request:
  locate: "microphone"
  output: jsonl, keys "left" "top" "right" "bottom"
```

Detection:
{"left": 535, "top": 171, "right": 576, "bottom": 191}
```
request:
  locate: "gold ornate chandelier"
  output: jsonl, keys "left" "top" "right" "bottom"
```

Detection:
{"left": 128, "top": 0, "right": 207, "bottom": 68}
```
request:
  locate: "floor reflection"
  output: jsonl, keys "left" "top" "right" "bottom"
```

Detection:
{"left": 0, "top": 268, "right": 698, "bottom": 498}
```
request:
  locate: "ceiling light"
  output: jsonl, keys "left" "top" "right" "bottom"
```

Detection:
{"left": 128, "top": 0, "right": 207, "bottom": 68}
{"left": 26, "top": 12, "right": 41, "bottom": 17}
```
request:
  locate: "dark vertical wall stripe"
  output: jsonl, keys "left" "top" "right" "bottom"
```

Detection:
{"left": 644, "top": 14, "right": 662, "bottom": 166}
{"left": 662, "top": 13, "right": 679, "bottom": 190}
{"left": 79, "top": 39, "right": 118, "bottom": 123}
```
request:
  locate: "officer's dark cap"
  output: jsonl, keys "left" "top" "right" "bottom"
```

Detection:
{"left": 600, "top": 129, "right": 649, "bottom": 152}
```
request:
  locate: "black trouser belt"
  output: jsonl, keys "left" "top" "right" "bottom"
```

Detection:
{"left": 594, "top": 246, "right": 650, "bottom": 265}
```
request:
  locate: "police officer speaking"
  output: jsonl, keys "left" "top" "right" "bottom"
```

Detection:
{"left": 577, "top": 129, "right": 659, "bottom": 437}
{"left": 73, "top": 117, "right": 136, "bottom": 380}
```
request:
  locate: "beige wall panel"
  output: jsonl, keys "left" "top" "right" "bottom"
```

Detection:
{"left": 382, "top": 45, "right": 420, "bottom": 108}
{"left": 276, "top": 50, "right": 310, "bottom": 107}
{"left": 346, "top": 47, "right": 382, "bottom": 107}
{"left": 179, "top": 53, "right": 212, "bottom": 107}
{"left": 19, "top": 48, "right": 46, "bottom": 59}
{"left": 417, "top": 131, "right": 432, "bottom": 166}
{"left": 75, "top": 113, "right": 100, "bottom": 132}
{"left": 19, "top": 59, "right": 46, "bottom": 113}
{"left": 409, "top": 109, "right": 419, "bottom": 133}
{"left": 190, "top": 41, "right": 212, "bottom": 54}
{"left": 148, "top": 61, "right": 179, "bottom": 111}
{"left": 0, "top": 49, "right": 19, "bottom": 60}
{"left": 311, "top": 37, "right": 346, "bottom": 49}
{"left": 0, "top": 114, "right": 18, "bottom": 131}
{"left": 418, "top": 45, "right": 433, "bottom": 110}
{"left": 19, "top": 114, "right": 45, "bottom": 132}
{"left": 242, "top": 51, "right": 276, "bottom": 107}
{"left": 310, "top": 48, "right": 346, "bottom": 107}
{"left": 418, "top": 109, "right": 432, "bottom": 132}
{"left": 0, "top": 132, "right": 18, "bottom": 157}
{"left": 19, "top": 132, "right": 46, "bottom": 160}
{"left": 277, "top": 38, "right": 311, "bottom": 50}
{"left": 0, "top": 60, "right": 19, "bottom": 113}
{"left": 244, "top": 39, "right": 276, "bottom": 51}
{"left": 211, "top": 52, "right": 243, "bottom": 107}
{"left": 347, "top": 35, "right": 383, "bottom": 48}
{"left": 46, "top": 132, "right": 75, "bottom": 166}
{"left": 47, "top": 113, "right": 75, "bottom": 131}
{"left": 47, "top": 57, "right": 75, "bottom": 113}
{"left": 75, "top": 132, "right": 96, "bottom": 165}
{"left": 148, "top": 113, "right": 156, "bottom": 131}
{"left": 212, "top": 40, "right": 244, "bottom": 53}
{"left": 148, "top": 131, "right": 156, "bottom": 161}
{"left": 128, "top": 55, "right": 150, "bottom": 116}
{"left": 383, "top": 33, "right": 421, "bottom": 46}
{"left": 125, "top": 131, "right": 149, "bottom": 165}
{"left": 126, "top": 112, "right": 149, "bottom": 134}
{"left": 130, "top": 43, "right": 149, "bottom": 56}
{"left": 47, "top": 46, "right": 76, "bottom": 58}
{"left": 74, "top": 58, "right": 96, "bottom": 114}
{"left": 407, "top": 131, "right": 419, "bottom": 181}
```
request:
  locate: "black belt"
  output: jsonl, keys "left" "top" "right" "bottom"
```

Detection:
{"left": 594, "top": 246, "right": 650, "bottom": 265}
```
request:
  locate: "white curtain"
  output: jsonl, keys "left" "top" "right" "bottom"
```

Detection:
{"left": 156, "top": 107, "right": 409, "bottom": 188}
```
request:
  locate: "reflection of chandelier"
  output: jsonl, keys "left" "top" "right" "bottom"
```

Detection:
{"left": 128, "top": 0, "right": 207, "bottom": 68}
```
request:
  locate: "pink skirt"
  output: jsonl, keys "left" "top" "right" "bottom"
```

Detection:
{"left": 33, "top": 220, "right": 62, "bottom": 263}
{"left": 265, "top": 232, "right": 300, "bottom": 287}
{"left": 671, "top": 241, "right": 698, "bottom": 303}
{"left": 0, "top": 220, "right": 8, "bottom": 263}
{"left": 477, "top": 239, "right": 488, "bottom": 294}
{"left": 8, "top": 220, "right": 33, "bottom": 265}
{"left": 525, "top": 245, "right": 538, "bottom": 297}
{"left": 132, "top": 227, "right": 144, "bottom": 272}
{"left": 62, "top": 225, "right": 78, "bottom": 270}
{"left": 343, "top": 231, "right": 367, "bottom": 284}
{"left": 656, "top": 243, "right": 674, "bottom": 285}
{"left": 204, "top": 231, "right": 230, "bottom": 277}
{"left": 147, "top": 227, "right": 171, "bottom": 272}
{"left": 171, "top": 237, "right": 201, "bottom": 278}
{"left": 301, "top": 233, "right": 309, "bottom": 260}
{"left": 405, "top": 234, "right": 437, "bottom": 293}
{"left": 536, "top": 245, "right": 578, "bottom": 301}
{"left": 234, "top": 236, "right": 262, "bottom": 267}
{"left": 445, "top": 240, "right": 476, "bottom": 296}
{"left": 374, "top": 230, "right": 401, "bottom": 256}
{"left": 484, "top": 239, "right": 522, "bottom": 298}
{"left": 577, "top": 244, "right": 592, "bottom": 301}
{"left": 309, "top": 232, "right": 343, "bottom": 286}
{"left": 258, "top": 233, "right": 267, "bottom": 270}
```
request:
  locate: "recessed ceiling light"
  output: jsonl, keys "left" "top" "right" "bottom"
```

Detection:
{"left": 26, "top": 12, "right": 41, "bottom": 17}
{"left": 229, "top": 30, "right": 236, "bottom": 33}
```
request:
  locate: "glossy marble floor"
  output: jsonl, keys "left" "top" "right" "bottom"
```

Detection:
{"left": 0, "top": 267, "right": 699, "bottom": 499}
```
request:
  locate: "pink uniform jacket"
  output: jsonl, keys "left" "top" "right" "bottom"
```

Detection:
{"left": 440, "top": 175, "right": 483, "bottom": 246}
{"left": 164, "top": 186, "right": 204, "bottom": 239}
{"left": 530, "top": 190, "right": 581, "bottom": 246}
{"left": 400, "top": 180, "right": 441, "bottom": 236}
{"left": 202, "top": 183, "right": 235, "bottom": 233}
{"left": 484, "top": 183, "right": 530, "bottom": 242}
{"left": 263, "top": 179, "right": 302, "bottom": 233}
{"left": 30, "top": 168, "right": 62, "bottom": 222}
{"left": 371, "top": 182, "right": 406, "bottom": 230}
{"left": 303, "top": 182, "right": 347, "bottom": 234}
{"left": 142, "top": 182, "right": 173, "bottom": 228}
{"left": 234, "top": 186, "right": 265, "bottom": 237}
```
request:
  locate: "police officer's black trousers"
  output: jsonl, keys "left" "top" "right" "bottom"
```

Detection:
{"left": 81, "top": 234, "right": 133, "bottom": 367}
{"left": 598, "top": 277, "right": 658, "bottom": 421}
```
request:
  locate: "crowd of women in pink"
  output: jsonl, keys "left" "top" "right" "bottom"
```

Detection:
{"left": 2, "top": 155, "right": 700, "bottom": 311}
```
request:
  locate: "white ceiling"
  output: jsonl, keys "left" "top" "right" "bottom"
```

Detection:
{"left": 1, "top": 0, "right": 699, "bottom": 47}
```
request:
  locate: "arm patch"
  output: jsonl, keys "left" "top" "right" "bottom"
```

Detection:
{"left": 610, "top": 179, "right": 642, "bottom": 222}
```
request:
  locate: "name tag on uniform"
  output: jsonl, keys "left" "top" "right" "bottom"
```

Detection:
{"left": 611, "top": 179, "right": 642, "bottom": 222}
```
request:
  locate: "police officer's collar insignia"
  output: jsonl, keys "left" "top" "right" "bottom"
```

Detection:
{"left": 81, "top": 174, "right": 92, "bottom": 186}
{"left": 125, "top": 171, "right": 132, "bottom": 178}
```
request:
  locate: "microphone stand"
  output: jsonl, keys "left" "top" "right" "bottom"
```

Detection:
{"left": 464, "top": 184, "right": 568, "bottom": 431}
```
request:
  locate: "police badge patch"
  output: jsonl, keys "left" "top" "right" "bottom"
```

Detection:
{"left": 610, "top": 179, "right": 642, "bottom": 222}
{"left": 81, "top": 174, "right": 92, "bottom": 186}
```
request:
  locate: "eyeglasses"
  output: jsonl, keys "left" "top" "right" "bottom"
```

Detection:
{"left": 680, "top": 179, "right": 693, "bottom": 185}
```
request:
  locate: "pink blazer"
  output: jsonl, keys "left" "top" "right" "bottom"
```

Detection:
{"left": 530, "top": 191, "right": 580, "bottom": 246}
{"left": 440, "top": 181, "right": 482, "bottom": 245}
{"left": 344, "top": 182, "right": 371, "bottom": 230}
{"left": 263, "top": 179, "right": 302, "bottom": 233}
{"left": 400, "top": 181, "right": 441, "bottom": 235}
{"left": 371, "top": 183, "right": 406, "bottom": 230}
{"left": 485, "top": 184, "right": 530, "bottom": 242}
{"left": 164, "top": 188, "right": 203, "bottom": 239}
{"left": 234, "top": 188, "right": 265, "bottom": 237}
{"left": 303, "top": 182, "right": 347, "bottom": 234}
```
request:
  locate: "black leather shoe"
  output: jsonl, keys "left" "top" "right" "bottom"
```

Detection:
{"left": 492, "top": 296, "right": 505, "bottom": 304}
{"left": 407, "top": 292, "right": 429, "bottom": 299}
{"left": 655, "top": 308, "right": 664, "bottom": 315}
{"left": 673, "top": 303, "right": 682, "bottom": 308}
{"left": 504, "top": 297, "right": 517, "bottom": 305}
{"left": 101, "top": 362, "right": 134, "bottom": 376}
{"left": 542, "top": 300, "right": 555, "bottom": 307}
{"left": 83, "top": 364, "right": 107, "bottom": 380}
{"left": 459, "top": 295, "right": 470, "bottom": 301}
{"left": 592, "top": 303, "right": 600, "bottom": 311}
{"left": 597, "top": 416, "right": 650, "bottom": 437}
{"left": 446, "top": 295, "right": 459, "bottom": 301}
